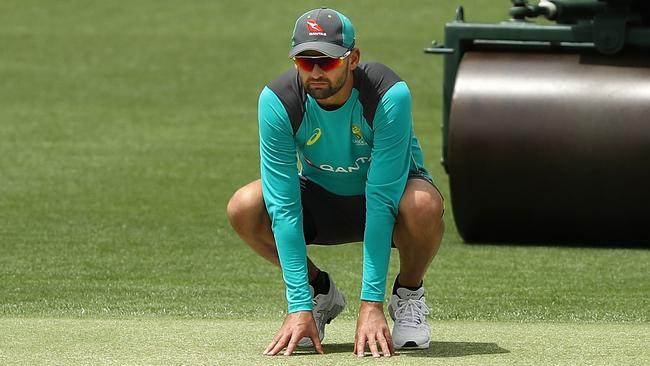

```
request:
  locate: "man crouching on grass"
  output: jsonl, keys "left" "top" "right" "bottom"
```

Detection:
{"left": 227, "top": 7, "right": 444, "bottom": 358}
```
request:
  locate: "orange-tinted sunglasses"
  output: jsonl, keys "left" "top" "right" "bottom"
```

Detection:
{"left": 293, "top": 50, "right": 351, "bottom": 72}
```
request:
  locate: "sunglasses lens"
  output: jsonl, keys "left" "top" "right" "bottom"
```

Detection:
{"left": 294, "top": 57, "right": 344, "bottom": 72}
{"left": 294, "top": 58, "right": 315, "bottom": 71}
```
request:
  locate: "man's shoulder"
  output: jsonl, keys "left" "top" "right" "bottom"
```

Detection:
{"left": 354, "top": 62, "right": 403, "bottom": 93}
{"left": 267, "top": 68, "right": 301, "bottom": 95}
{"left": 356, "top": 62, "right": 401, "bottom": 78}
{"left": 354, "top": 63, "right": 404, "bottom": 127}
{"left": 263, "top": 68, "right": 305, "bottom": 135}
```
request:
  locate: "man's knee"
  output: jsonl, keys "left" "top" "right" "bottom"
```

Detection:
{"left": 398, "top": 182, "right": 444, "bottom": 229}
{"left": 226, "top": 181, "right": 265, "bottom": 231}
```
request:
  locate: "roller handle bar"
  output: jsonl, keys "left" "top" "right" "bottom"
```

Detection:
{"left": 509, "top": 1, "right": 649, "bottom": 22}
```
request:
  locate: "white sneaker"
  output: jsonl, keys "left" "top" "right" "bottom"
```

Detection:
{"left": 388, "top": 286, "right": 430, "bottom": 349}
{"left": 298, "top": 274, "right": 346, "bottom": 347}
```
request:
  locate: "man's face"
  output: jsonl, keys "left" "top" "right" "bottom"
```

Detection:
{"left": 295, "top": 51, "right": 350, "bottom": 100}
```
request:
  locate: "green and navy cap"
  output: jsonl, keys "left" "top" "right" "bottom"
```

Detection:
{"left": 289, "top": 8, "right": 356, "bottom": 58}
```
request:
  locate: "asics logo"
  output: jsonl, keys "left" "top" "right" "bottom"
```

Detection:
{"left": 306, "top": 128, "right": 322, "bottom": 146}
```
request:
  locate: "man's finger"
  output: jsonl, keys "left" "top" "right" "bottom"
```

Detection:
{"left": 355, "top": 333, "right": 366, "bottom": 358}
{"left": 367, "top": 335, "right": 380, "bottom": 358}
{"left": 284, "top": 336, "right": 299, "bottom": 356}
{"left": 267, "top": 334, "right": 290, "bottom": 356}
{"left": 311, "top": 334, "right": 324, "bottom": 354}
{"left": 263, "top": 335, "right": 280, "bottom": 355}
{"left": 384, "top": 328, "right": 395, "bottom": 355}
{"left": 376, "top": 333, "right": 392, "bottom": 358}
{"left": 262, "top": 340, "right": 275, "bottom": 356}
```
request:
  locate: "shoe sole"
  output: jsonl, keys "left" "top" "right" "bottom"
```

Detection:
{"left": 395, "top": 340, "right": 430, "bottom": 349}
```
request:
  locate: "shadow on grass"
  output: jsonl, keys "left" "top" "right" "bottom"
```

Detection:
{"left": 401, "top": 341, "right": 510, "bottom": 357}
{"left": 320, "top": 341, "right": 510, "bottom": 357}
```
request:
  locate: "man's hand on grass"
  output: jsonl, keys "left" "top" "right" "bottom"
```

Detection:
{"left": 263, "top": 310, "right": 323, "bottom": 356}
{"left": 353, "top": 300, "right": 395, "bottom": 358}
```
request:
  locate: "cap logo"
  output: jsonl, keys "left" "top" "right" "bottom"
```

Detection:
{"left": 306, "top": 19, "right": 327, "bottom": 36}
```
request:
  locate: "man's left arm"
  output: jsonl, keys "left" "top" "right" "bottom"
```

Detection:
{"left": 353, "top": 81, "right": 412, "bottom": 358}
{"left": 361, "top": 81, "right": 412, "bottom": 303}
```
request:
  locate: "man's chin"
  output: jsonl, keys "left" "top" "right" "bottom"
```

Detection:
{"left": 307, "top": 88, "right": 335, "bottom": 99}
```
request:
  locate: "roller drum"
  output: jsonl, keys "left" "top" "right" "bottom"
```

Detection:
{"left": 448, "top": 51, "right": 650, "bottom": 243}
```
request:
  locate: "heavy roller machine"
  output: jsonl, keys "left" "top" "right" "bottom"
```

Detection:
{"left": 426, "top": 0, "right": 650, "bottom": 244}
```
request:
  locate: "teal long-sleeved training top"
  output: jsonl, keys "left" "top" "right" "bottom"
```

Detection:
{"left": 258, "top": 63, "right": 431, "bottom": 313}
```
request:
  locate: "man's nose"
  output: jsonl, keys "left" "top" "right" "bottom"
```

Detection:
{"left": 311, "top": 64, "right": 326, "bottom": 78}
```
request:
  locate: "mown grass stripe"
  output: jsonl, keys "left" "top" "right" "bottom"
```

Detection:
{"left": 1, "top": 318, "right": 648, "bottom": 365}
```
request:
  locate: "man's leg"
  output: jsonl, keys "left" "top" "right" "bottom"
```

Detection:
{"left": 392, "top": 178, "right": 445, "bottom": 286}
{"left": 226, "top": 179, "right": 320, "bottom": 281}
{"left": 389, "top": 178, "right": 444, "bottom": 349}
{"left": 226, "top": 179, "right": 347, "bottom": 346}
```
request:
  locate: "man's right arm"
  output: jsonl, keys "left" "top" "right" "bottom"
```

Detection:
{"left": 258, "top": 86, "right": 312, "bottom": 313}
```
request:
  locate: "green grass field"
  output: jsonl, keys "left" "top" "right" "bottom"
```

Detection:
{"left": 1, "top": 0, "right": 648, "bottom": 364}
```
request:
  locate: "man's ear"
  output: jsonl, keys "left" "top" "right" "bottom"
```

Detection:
{"left": 349, "top": 48, "right": 361, "bottom": 71}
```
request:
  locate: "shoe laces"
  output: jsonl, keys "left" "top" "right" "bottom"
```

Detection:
{"left": 394, "top": 297, "right": 430, "bottom": 328}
